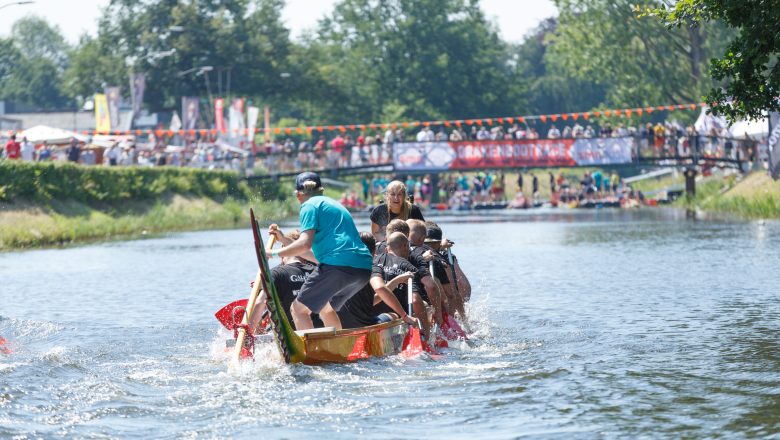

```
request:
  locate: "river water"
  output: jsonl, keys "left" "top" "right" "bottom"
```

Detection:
{"left": 1, "top": 208, "right": 779, "bottom": 439}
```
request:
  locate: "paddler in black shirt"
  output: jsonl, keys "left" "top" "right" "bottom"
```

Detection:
{"left": 338, "top": 232, "right": 418, "bottom": 329}
{"left": 375, "top": 218, "right": 411, "bottom": 256}
{"left": 371, "top": 232, "right": 430, "bottom": 337}
{"left": 369, "top": 180, "right": 425, "bottom": 241}
{"left": 425, "top": 223, "right": 471, "bottom": 321}
{"left": 250, "top": 230, "right": 324, "bottom": 331}
{"left": 406, "top": 219, "right": 449, "bottom": 326}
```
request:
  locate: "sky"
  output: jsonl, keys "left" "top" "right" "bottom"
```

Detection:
{"left": 0, "top": 0, "right": 557, "bottom": 45}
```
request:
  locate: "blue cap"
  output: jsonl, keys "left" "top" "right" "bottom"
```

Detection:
{"left": 295, "top": 172, "right": 322, "bottom": 191}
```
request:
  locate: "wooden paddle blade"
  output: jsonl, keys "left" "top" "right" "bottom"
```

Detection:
{"left": 214, "top": 299, "right": 248, "bottom": 330}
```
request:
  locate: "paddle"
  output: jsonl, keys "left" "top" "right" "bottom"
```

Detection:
{"left": 215, "top": 235, "right": 277, "bottom": 330}
{"left": 402, "top": 276, "right": 423, "bottom": 356}
{"left": 228, "top": 212, "right": 275, "bottom": 369}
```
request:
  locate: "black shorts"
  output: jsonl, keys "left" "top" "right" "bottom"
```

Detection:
{"left": 296, "top": 264, "right": 371, "bottom": 313}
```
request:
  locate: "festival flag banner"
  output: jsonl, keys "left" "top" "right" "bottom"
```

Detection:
{"left": 129, "top": 73, "right": 145, "bottom": 118}
{"left": 228, "top": 98, "right": 245, "bottom": 136}
{"left": 215, "top": 99, "right": 226, "bottom": 133}
{"left": 182, "top": 97, "right": 200, "bottom": 131}
{"left": 170, "top": 111, "right": 182, "bottom": 132}
{"left": 104, "top": 86, "right": 122, "bottom": 130}
{"left": 94, "top": 93, "right": 111, "bottom": 133}
{"left": 247, "top": 106, "right": 260, "bottom": 143}
{"left": 769, "top": 112, "right": 780, "bottom": 180}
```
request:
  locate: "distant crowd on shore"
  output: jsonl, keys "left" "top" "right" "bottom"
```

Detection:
{"left": 2, "top": 119, "right": 767, "bottom": 175}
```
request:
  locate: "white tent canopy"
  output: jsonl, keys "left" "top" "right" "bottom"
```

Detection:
{"left": 695, "top": 106, "right": 768, "bottom": 137}
{"left": 18, "top": 125, "right": 88, "bottom": 144}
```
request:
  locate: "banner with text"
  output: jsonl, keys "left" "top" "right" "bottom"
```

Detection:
{"left": 769, "top": 112, "right": 780, "bottom": 180}
{"left": 394, "top": 138, "right": 634, "bottom": 171}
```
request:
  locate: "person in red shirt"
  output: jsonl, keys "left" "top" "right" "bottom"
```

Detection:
{"left": 5, "top": 134, "right": 21, "bottom": 159}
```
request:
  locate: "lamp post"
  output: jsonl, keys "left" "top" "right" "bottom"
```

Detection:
{"left": 0, "top": 1, "right": 34, "bottom": 10}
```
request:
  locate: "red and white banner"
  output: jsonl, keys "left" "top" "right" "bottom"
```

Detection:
{"left": 394, "top": 138, "right": 634, "bottom": 171}
{"left": 215, "top": 98, "right": 226, "bottom": 133}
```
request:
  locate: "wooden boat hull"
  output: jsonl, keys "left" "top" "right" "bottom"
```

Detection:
{"left": 296, "top": 320, "right": 409, "bottom": 364}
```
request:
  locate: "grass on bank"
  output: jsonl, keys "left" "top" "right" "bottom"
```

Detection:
{"left": 685, "top": 172, "right": 780, "bottom": 219}
{"left": 0, "top": 161, "right": 296, "bottom": 250}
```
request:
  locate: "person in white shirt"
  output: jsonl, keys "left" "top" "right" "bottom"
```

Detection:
{"left": 476, "top": 127, "right": 490, "bottom": 140}
{"left": 547, "top": 125, "right": 561, "bottom": 139}
{"left": 20, "top": 137, "right": 35, "bottom": 161}
{"left": 416, "top": 128, "right": 427, "bottom": 142}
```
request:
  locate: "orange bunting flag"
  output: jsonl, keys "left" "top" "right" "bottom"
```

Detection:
{"left": 656, "top": 106, "right": 665, "bottom": 111}
{"left": 359, "top": 125, "right": 365, "bottom": 130}
{"left": 391, "top": 124, "right": 398, "bottom": 129}
{"left": 412, "top": 121, "right": 420, "bottom": 127}
{"left": 444, "top": 121, "right": 451, "bottom": 127}
{"left": 571, "top": 113, "right": 579, "bottom": 120}
{"left": 497, "top": 118, "right": 504, "bottom": 124}
{"left": 370, "top": 124, "right": 377, "bottom": 129}
{"left": 667, "top": 106, "right": 675, "bottom": 111}
{"left": 506, "top": 117, "right": 513, "bottom": 124}
{"left": 402, "top": 122, "right": 409, "bottom": 128}
{"left": 614, "top": 110, "right": 621, "bottom": 116}
{"left": 518, "top": 117, "right": 525, "bottom": 123}
{"left": 317, "top": 127, "right": 324, "bottom": 132}
{"left": 625, "top": 109, "right": 632, "bottom": 117}
{"left": 636, "top": 109, "right": 643, "bottom": 115}
{"left": 583, "top": 113, "right": 590, "bottom": 120}
{"left": 540, "top": 115, "right": 547, "bottom": 123}
{"left": 485, "top": 119, "right": 492, "bottom": 125}
{"left": 274, "top": 127, "right": 281, "bottom": 134}
{"left": 422, "top": 121, "right": 429, "bottom": 127}
{"left": 339, "top": 126, "right": 346, "bottom": 133}
{"left": 603, "top": 110, "right": 611, "bottom": 117}
{"left": 646, "top": 107, "right": 654, "bottom": 113}
{"left": 455, "top": 121, "right": 462, "bottom": 127}
{"left": 476, "top": 120, "right": 483, "bottom": 126}
{"left": 285, "top": 128, "right": 292, "bottom": 135}
{"left": 561, "top": 114, "right": 568, "bottom": 121}
{"left": 690, "top": 104, "right": 697, "bottom": 110}
{"left": 466, "top": 120, "right": 474, "bottom": 125}
{"left": 550, "top": 115, "right": 558, "bottom": 122}
{"left": 349, "top": 125, "right": 355, "bottom": 130}
{"left": 296, "top": 127, "right": 303, "bottom": 134}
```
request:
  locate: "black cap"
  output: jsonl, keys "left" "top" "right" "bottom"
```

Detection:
{"left": 424, "top": 225, "right": 443, "bottom": 243}
{"left": 295, "top": 172, "right": 322, "bottom": 191}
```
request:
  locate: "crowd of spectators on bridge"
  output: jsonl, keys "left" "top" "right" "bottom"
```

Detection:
{"left": 2, "top": 118, "right": 767, "bottom": 176}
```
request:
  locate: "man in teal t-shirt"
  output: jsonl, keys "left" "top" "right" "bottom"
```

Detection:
{"left": 269, "top": 172, "right": 372, "bottom": 330}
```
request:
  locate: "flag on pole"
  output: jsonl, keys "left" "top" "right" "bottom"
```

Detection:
{"left": 182, "top": 97, "right": 200, "bottom": 130}
{"left": 129, "top": 73, "right": 145, "bottom": 117}
{"left": 769, "top": 112, "right": 780, "bottom": 180}
{"left": 215, "top": 98, "right": 226, "bottom": 133}
{"left": 228, "top": 98, "right": 245, "bottom": 136}
{"left": 247, "top": 106, "right": 259, "bottom": 143}
{"left": 94, "top": 93, "right": 111, "bottom": 133}
{"left": 170, "top": 111, "right": 182, "bottom": 132}
{"left": 104, "top": 86, "right": 121, "bottom": 130}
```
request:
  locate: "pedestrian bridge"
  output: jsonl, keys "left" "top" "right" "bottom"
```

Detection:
{"left": 247, "top": 135, "right": 750, "bottom": 182}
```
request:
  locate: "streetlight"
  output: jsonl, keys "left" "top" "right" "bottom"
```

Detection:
{"left": 0, "top": 1, "right": 34, "bottom": 9}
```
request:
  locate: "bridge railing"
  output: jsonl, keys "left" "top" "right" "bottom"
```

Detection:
{"left": 244, "top": 134, "right": 758, "bottom": 177}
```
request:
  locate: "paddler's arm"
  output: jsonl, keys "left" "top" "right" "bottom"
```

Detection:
{"left": 273, "top": 229, "right": 314, "bottom": 259}
{"left": 269, "top": 225, "right": 319, "bottom": 263}
{"left": 370, "top": 276, "right": 415, "bottom": 324}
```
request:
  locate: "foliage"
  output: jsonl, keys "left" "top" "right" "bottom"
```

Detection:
{"left": 307, "top": 0, "right": 523, "bottom": 123}
{"left": 548, "top": 0, "right": 734, "bottom": 112}
{"left": 643, "top": 0, "right": 780, "bottom": 122}
{"left": 0, "top": 17, "right": 72, "bottom": 109}
{"left": 0, "top": 161, "right": 286, "bottom": 204}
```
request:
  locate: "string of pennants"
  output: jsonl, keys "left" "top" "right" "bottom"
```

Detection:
{"left": 74, "top": 101, "right": 707, "bottom": 137}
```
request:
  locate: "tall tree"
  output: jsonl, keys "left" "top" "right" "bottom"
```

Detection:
{"left": 547, "top": 0, "right": 734, "bottom": 110}
{"left": 308, "top": 0, "right": 524, "bottom": 123}
{"left": 644, "top": 0, "right": 780, "bottom": 122}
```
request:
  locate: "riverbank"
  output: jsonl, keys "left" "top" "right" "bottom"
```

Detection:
{"left": 688, "top": 171, "right": 780, "bottom": 219}
{"left": 0, "top": 162, "right": 295, "bottom": 250}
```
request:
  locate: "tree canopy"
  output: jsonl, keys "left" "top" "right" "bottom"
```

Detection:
{"left": 0, "top": 0, "right": 754, "bottom": 127}
{"left": 644, "top": 0, "right": 780, "bottom": 122}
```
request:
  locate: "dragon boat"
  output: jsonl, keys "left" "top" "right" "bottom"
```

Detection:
{"left": 222, "top": 209, "right": 420, "bottom": 367}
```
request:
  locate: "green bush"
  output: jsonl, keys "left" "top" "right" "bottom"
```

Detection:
{"left": 0, "top": 161, "right": 280, "bottom": 204}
